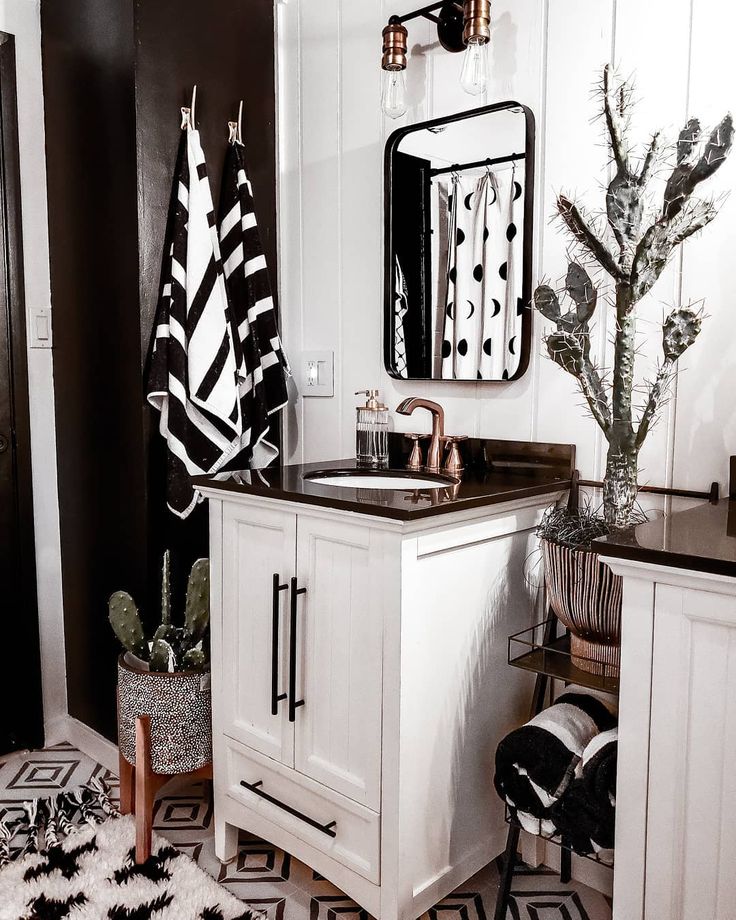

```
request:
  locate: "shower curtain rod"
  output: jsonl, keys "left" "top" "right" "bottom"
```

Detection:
{"left": 429, "top": 151, "right": 525, "bottom": 177}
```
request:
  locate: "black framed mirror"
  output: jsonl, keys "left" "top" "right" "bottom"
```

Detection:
{"left": 384, "top": 101, "right": 535, "bottom": 381}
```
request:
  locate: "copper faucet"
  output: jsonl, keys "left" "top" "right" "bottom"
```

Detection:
{"left": 395, "top": 398, "right": 445, "bottom": 472}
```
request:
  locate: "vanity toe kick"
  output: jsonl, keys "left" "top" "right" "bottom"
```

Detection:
{"left": 223, "top": 737, "right": 381, "bottom": 884}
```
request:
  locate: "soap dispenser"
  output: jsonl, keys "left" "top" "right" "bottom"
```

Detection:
{"left": 355, "top": 390, "right": 389, "bottom": 469}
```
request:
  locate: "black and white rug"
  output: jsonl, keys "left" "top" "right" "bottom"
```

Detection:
{"left": 0, "top": 814, "right": 259, "bottom": 920}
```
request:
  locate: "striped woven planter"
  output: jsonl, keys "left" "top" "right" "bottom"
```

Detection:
{"left": 541, "top": 537, "right": 623, "bottom": 677}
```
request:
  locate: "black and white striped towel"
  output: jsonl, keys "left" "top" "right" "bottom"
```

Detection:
{"left": 494, "top": 686, "right": 617, "bottom": 836}
{"left": 549, "top": 727, "right": 617, "bottom": 862}
{"left": 146, "top": 108, "right": 244, "bottom": 518}
{"left": 218, "top": 132, "right": 290, "bottom": 469}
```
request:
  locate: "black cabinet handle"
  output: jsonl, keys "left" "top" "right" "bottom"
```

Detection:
{"left": 271, "top": 574, "right": 288, "bottom": 715}
{"left": 240, "top": 779, "right": 336, "bottom": 837}
{"left": 288, "top": 576, "right": 306, "bottom": 722}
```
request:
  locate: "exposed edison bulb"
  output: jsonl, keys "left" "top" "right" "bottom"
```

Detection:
{"left": 460, "top": 38, "right": 489, "bottom": 95}
{"left": 381, "top": 68, "right": 407, "bottom": 119}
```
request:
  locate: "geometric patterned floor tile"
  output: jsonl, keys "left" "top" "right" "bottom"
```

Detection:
{"left": 308, "top": 893, "right": 371, "bottom": 920}
{"left": 0, "top": 745, "right": 99, "bottom": 801}
{"left": 217, "top": 838, "right": 293, "bottom": 884}
{"left": 152, "top": 789, "right": 214, "bottom": 833}
{"left": 507, "top": 889, "right": 592, "bottom": 920}
{"left": 421, "top": 891, "right": 488, "bottom": 920}
{"left": 0, "top": 745, "right": 611, "bottom": 920}
{"left": 237, "top": 895, "right": 288, "bottom": 920}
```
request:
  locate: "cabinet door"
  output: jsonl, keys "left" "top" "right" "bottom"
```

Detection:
{"left": 645, "top": 584, "right": 736, "bottom": 920}
{"left": 293, "top": 516, "right": 384, "bottom": 811}
{"left": 221, "top": 502, "right": 296, "bottom": 764}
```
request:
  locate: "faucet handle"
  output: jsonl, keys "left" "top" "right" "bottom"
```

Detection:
{"left": 405, "top": 433, "right": 427, "bottom": 471}
{"left": 441, "top": 435, "right": 467, "bottom": 477}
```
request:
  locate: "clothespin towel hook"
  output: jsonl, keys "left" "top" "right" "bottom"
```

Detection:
{"left": 181, "top": 84, "right": 197, "bottom": 130}
{"left": 228, "top": 101, "right": 245, "bottom": 145}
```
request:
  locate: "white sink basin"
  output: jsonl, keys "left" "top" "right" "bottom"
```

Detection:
{"left": 304, "top": 471, "right": 457, "bottom": 490}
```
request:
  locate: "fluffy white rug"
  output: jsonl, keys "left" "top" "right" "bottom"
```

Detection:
{"left": 0, "top": 814, "right": 257, "bottom": 920}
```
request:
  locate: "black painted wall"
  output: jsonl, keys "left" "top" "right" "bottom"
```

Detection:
{"left": 42, "top": 0, "right": 277, "bottom": 739}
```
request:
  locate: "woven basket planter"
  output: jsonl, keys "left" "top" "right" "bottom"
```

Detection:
{"left": 541, "top": 538, "right": 623, "bottom": 677}
{"left": 117, "top": 653, "right": 212, "bottom": 775}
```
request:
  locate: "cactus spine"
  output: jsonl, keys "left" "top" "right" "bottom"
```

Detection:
{"left": 108, "top": 554, "right": 210, "bottom": 672}
{"left": 535, "top": 66, "right": 732, "bottom": 527}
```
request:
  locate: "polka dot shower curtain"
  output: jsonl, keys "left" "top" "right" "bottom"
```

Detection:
{"left": 440, "top": 166, "right": 523, "bottom": 380}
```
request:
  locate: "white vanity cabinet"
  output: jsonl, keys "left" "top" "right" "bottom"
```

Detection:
{"left": 201, "top": 485, "right": 557, "bottom": 920}
{"left": 218, "top": 501, "right": 383, "bottom": 808}
{"left": 600, "top": 553, "right": 736, "bottom": 920}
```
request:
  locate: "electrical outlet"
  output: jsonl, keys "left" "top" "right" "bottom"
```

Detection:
{"left": 301, "top": 350, "right": 334, "bottom": 397}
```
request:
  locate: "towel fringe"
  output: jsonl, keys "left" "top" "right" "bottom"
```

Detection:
{"left": 0, "top": 778, "right": 117, "bottom": 865}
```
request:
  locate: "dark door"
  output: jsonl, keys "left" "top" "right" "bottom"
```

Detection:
{"left": 0, "top": 33, "right": 43, "bottom": 754}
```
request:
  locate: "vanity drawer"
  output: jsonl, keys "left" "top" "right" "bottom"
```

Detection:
{"left": 223, "top": 737, "right": 381, "bottom": 884}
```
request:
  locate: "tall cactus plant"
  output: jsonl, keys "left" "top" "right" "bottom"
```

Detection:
{"left": 536, "top": 67, "right": 733, "bottom": 527}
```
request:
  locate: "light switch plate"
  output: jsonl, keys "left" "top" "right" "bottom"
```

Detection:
{"left": 29, "top": 306, "right": 53, "bottom": 348}
{"left": 301, "top": 350, "right": 334, "bottom": 397}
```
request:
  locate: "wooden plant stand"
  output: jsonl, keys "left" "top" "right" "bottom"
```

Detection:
{"left": 118, "top": 714, "right": 213, "bottom": 863}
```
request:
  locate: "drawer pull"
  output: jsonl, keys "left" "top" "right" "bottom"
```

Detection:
{"left": 271, "top": 574, "right": 289, "bottom": 715}
{"left": 240, "top": 779, "right": 337, "bottom": 837}
{"left": 288, "top": 577, "right": 306, "bottom": 722}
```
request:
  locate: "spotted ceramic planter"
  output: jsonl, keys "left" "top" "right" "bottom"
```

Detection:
{"left": 541, "top": 538, "right": 623, "bottom": 677}
{"left": 117, "top": 653, "right": 212, "bottom": 774}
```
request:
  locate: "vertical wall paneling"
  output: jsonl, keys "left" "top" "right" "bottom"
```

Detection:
{"left": 276, "top": 0, "right": 305, "bottom": 464}
{"left": 338, "top": 2, "right": 385, "bottom": 459}
{"left": 533, "top": 0, "right": 615, "bottom": 481}
{"left": 278, "top": 0, "right": 736, "bottom": 495}
{"left": 612, "top": 0, "right": 693, "bottom": 497}
{"left": 674, "top": 2, "right": 736, "bottom": 492}
{"left": 297, "top": 0, "right": 342, "bottom": 463}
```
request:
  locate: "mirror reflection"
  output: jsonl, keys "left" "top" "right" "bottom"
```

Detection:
{"left": 385, "top": 103, "right": 533, "bottom": 381}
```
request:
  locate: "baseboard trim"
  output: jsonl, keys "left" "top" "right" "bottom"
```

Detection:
{"left": 59, "top": 715, "right": 118, "bottom": 775}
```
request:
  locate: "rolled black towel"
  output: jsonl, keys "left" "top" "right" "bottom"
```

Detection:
{"left": 580, "top": 727, "right": 617, "bottom": 813}
{"left": 494, "top": 686, "right": 617, "bottom": 828}
{"left": 550, "top": 727, "right": 617, "bottom": 863}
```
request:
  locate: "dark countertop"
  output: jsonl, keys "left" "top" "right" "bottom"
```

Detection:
{"left": 594, "top": 500, "right": 736, "bottom": 578}
{"left": 193, "top": 457, "right": 572, "bottom": 522}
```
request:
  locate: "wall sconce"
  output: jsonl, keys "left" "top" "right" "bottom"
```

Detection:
{"left": 381, "top": 0, "right": 491, "bottom": 119}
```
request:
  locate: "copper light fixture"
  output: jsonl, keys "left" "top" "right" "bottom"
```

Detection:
{"left": 381, "top": 20, "right": 409, "bottom": 118}
{"left": 380, "top": 0, "right": 492, "bottom": 118}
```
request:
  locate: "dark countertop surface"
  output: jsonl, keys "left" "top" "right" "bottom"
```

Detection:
{"left": 193, "top": 457, "right": 572, "bottom": 522}
{"left": 594, "top": 499, "right": 736, "bottom": 578}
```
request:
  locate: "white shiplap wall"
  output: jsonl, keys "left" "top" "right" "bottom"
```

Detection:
{"left": 277, "top": 0, "right": 736, "bottom": 495}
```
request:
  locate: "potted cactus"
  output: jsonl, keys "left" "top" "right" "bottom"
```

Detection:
{"left": 535, "top": 66, "right": 732, "bottom": 674}
{"left": 110, "top": 552, "right": 212, "bottom": 774}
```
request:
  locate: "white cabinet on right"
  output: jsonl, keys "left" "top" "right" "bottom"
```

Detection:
{"left": 598, "top": 556, "right": 736, "bottom": 920}
{"left": 645, "top": 584, "right": 736, "bottom": 920}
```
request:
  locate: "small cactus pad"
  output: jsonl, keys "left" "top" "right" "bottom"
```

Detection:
{"left": 185, "top": 559, "right": 210, "bottom": 641}
{"left": 161, "top": 549, "right": 171, "bottom": 625}
{"left": 663, "top": 307, "right": 702, "bottom": 361}
{"left": 182, "top": 647, "right": 206, "bottom": 671}
{"left": 108, "top": 591, "right": 148, "bottom": 661}
{"left": 149, "top": 638, "right": 175, "bottom": 673}
{"left": 546, "top": 331, "right": 585, "bottom": 375}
